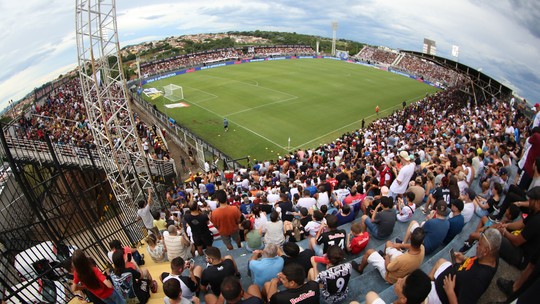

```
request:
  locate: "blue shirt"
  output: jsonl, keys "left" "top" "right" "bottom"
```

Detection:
{"left": 444, "top": 214, "right": 465, "bottom": 244}
{"left": 240, "top": 202, "right": 254, "bottom": 215}
{"left": 422, "top": 218, "right": 450, "bottom": 255}
{"left": 249, "top": 256, "right": 284, "bottom": 288}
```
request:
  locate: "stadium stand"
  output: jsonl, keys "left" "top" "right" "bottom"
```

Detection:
{"left": 8, "top": 44, "right": 536, "bottom": 303}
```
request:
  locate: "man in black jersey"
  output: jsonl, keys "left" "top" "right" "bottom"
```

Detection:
{"left": 201, "top": 247, "right": 240, "bottom": 297}
{"left": 264, "top": 263, "right": 320, "bottom": 304}
{"left": 310, "top": 214, "right": 347, "bottom": 258}
{"left": 183, "top": 200, "right": 213, "bottom": 256}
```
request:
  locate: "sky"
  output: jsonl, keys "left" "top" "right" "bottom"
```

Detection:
{"left": 1, "top": 0, "right": 539, "bottom": 111}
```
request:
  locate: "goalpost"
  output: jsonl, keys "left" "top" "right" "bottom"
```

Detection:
{"left": 163, "top": 84, "right": 184, "bottom": 102}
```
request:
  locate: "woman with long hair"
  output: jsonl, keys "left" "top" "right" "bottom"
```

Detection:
{"left": 71, "top": 250, "right": 125, "bottom": 304}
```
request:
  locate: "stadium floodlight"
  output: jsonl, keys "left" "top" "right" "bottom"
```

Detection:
{"left": 164, "top": 84, "right": 184, "bottom": 102}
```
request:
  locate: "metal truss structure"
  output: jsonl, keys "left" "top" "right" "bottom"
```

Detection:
{"left": 75, "top": 0, "right": 154, "bottom": 220}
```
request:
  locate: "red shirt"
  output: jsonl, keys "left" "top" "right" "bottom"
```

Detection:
{"left": 73, "top": 267, "right": 113, "bottom": 299}
{"left": 211, "top": 205, "right": 241, "bottom": 236}
{"left": 349, "top": 232, "right": 370, "bottom": 254}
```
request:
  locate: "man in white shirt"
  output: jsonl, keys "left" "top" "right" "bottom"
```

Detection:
{"left": 389, "top": 151, "right": 415, "bottom": 200}
{"left": 297, "top": 189, "right": 317, "bottom": 210}
{"left": 137, "top": 188, "right": 159, "bottom": 236}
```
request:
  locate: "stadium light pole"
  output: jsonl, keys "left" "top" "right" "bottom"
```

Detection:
{"left": 331, "top": 22, "right": 338, "bottom": 56}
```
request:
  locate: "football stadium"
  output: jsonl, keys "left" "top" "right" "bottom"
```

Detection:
{"left": 0, "top": 1, "right": 538, "bottom": 304}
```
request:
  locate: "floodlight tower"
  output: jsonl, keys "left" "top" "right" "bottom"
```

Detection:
{"left": 331, "top": 22, "right": 338, "bottom": 56}
{"left": 75, "top": 1, "right": 154, "bottom": 226}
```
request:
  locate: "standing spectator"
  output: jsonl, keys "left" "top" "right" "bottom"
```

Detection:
{"left": 71, "top": 250, "right": 125, "bottom": 304}
{"left": 248, "top": 244, "right": 284, "bottom": 288}
{"left": 264, "top": 263, "right": 320, "bottom": 304}
{"left": 183, "top": 200, "right": 213, "bottom": 256}
{"left": 308, "top": 245, "right": 352, "bottom": 303}
{"left": 163, "top": 279, "right": 197, "bottom": 304}
{"left": 137, "top": 188, "right": 159, "bottom": 237}
{"left": 389, "top": 151, "right": 416, "bottom": 199}
{"left": 211, "top": 190, "right": 242, "bottom": 250}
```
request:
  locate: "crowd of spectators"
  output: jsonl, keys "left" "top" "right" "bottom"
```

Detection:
{"left": 140, "top": 49, "right": 243, "bottom": 76}
{"left": 140, "top": 45, "right": 315, "bottom": 77}
{"left": 394, "top": 54, "right": 465, "bottom": 86}
{"left": 133, "top": 78, "right": 540, "bottom": 303}
{"left": 252, "top": 46, "right": 315, "bottom": 56}
{"left": 357, "top": 46, "right": 398, "bottom": 65}
{"left": 11, "top": 42, "right": 540, "bottom": 303}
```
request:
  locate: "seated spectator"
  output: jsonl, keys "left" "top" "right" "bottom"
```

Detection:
{"left": 474, "top": 182, "right": 502, "bottom": 217}
{"left": 401, "top": 201, "right": 449, "bottom": 255}
{"left": 107, "top": 240, "right": 143, "bottom": 267}
{"left": 297, "top": 189, "right": 317, "bottom": 210}
{"left": 201, "top": 246, "right": 240, "bottom": 297}
{"left": 242, "top": 220, "right": 264, "bottom": 252}
{"left": 426, "top": 228, "right": 501, "bottom": 303}
{"left": 280, "top": 242, "right": 314, "bottom": 275}
{"left": 343, "top": 187, "right": 364, "bottom": 214}
{"left": 205, "top": 276, "right": 263, "bottom": 304}
{"left": 304, "top": 210, "right": 324, "bottom": 238}
{"left": 161, "top": 257, "right": 202, "bottom": 301}
{"left": 346, "top": 222, "right": 370, "bottom": 255}
{"left": 396, "top": 192, "right": 416, "bottom": 222}
{"left": 145, "top": 234, "right": 167, "bottom": 263}
{"left": 110, "top": 250, "right": 154, "bottom": 304}
{"left": 460, "top": 204, "right": 520, "bottom": 252}
{"left": 310, "top": 214, "right": 347, "bottom": 257}
{"left": 308, "top": 245, "right": 352, "bottom": 303}
{"left": 163, "top": 279, "right": 198, "bottom": 304}
{"left": 365, "top": 269, "right": 432, "bottom": 304}
{"left": 263, "top": 263, "right": 320, "bottom": 304}
{"left": 153, "top": 211, "right": 168, "bottom": 236}
{"left": 495, "top": 186, "right": 540, "bottom": 269}
{"left": 407, "top": 179, "right": 426, "bottom": 206}
{"left": 336, "top": 204, "right": 355, "bottom": 226}
{"left": 443, "top": 199, "right": 465, "bottom": 244}
{"left": 460, "top": 188, "right": 476, "bottom": 223}
{"left": 163, "top": 225, "right": 193, "bottom": 261}
{"left": 71, "top": 249, "right": 124, "bottom": 304}
{"left": 264, "top": 211, "right": 285, "bottom": 246}
{"left": 248, "top": 244, "right": 284, "bottom": 288}
{"left": 351, "top": 227, "right": 425, "bottom": 282}
{"left": 360, "top": 196, "right": 397, "bottom": 240}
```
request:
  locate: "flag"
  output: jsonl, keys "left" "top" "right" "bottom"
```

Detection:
{"left": 452, "top": 45, "right": 459, "bottom": 57}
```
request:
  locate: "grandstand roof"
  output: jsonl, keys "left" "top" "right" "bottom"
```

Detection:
{"left": 402, "top": 50, "right": 513, "bottom": 100}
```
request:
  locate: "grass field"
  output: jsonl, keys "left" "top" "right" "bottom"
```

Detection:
{"left": 142, "top": 59, "right": 439, "bottom": 161}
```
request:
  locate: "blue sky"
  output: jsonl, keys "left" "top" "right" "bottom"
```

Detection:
{"left": 1, "top": 0, "right": 539, "bottom": 111}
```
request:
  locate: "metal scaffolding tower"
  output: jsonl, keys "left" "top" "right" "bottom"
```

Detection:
{"left": 75, "top": 0, "right": 154, "bottom": 227}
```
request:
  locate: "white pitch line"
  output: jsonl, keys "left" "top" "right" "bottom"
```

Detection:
{"left": 201, "top": 74, "right": 297, "bottom": 99}
{"left": 224, "top": 96, "right": 298, "bottom": 117}
{"left": 187, "top": 98, "right": 287, "bottom": 150}
{"left": 293, "top": 93, "right": 428, "bottom": 150}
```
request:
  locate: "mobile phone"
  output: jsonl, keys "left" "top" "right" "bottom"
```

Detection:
{"left": 450, "top": 248, "right": 456, "bottom": 265}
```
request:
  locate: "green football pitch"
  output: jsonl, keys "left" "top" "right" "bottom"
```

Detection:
{"left": 142, "top": 59, "right": 439, "bottom": 161}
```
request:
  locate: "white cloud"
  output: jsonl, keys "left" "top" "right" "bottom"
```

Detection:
{"left": 1, "top": 0, "right": 539, "bottom": 110}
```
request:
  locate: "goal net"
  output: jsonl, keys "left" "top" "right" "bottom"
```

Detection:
{"left": 163, "top": 84, "right": 184, "bottom": 102}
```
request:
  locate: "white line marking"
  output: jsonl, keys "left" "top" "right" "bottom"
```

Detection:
{"left": 187, "top": 98, "right": 287, "bottom": 150}
{"left": 293, "top": 93, "right": 427, "bottom": 150}
{"left": 225, "top": 96, "right": 298, "bottom": 117}
{"left": 201, "top": 74, "right": 297, "bottom": 99}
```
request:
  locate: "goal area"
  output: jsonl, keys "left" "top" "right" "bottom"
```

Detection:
{"left": 163, "top": 84, "right": 184, "bottom": 102}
